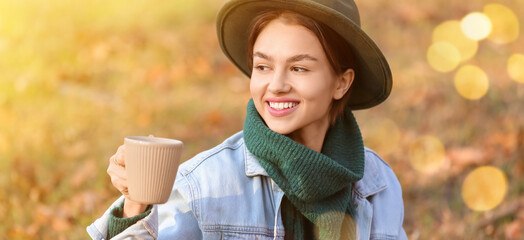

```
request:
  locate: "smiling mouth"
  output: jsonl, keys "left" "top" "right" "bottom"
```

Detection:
{"left": 268, "top": 102, "right": 298, "bottom": 110}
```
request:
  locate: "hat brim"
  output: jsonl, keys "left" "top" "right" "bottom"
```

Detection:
{"left": 217, "top": 0, "right": 392, "bottom": 110}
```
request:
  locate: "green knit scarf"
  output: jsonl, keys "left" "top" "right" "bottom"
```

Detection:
{"left": 243, "top": 99, "right": 365, "bottom": 240}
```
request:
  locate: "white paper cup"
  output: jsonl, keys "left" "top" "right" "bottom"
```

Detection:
{"left": 124, "top": 136, "right": 183, "bottom": 204}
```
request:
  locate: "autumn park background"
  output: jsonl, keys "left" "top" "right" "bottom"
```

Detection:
{"left": 1, "top": 0, "right": 523, "bottom": 239}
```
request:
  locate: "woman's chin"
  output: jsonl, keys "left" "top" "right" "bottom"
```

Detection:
{"left": 266, "top": 124, "right": 293, "bottom": 135}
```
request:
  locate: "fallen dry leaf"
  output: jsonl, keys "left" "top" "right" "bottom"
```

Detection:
{"left": 505, "top": 220, "right": 522, "bottom": 240}
{"left": 447, "top": 147, "right": 486, "bottom": 174}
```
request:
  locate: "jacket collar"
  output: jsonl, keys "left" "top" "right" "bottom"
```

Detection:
{"left": 243, "top": 144, "right": 387, "bottom": 198}
{"left": 353, "top": 149, "right": 388, "bottom": 198}
{"left": 244, "top": 145, "right": 269, "bottom": 177}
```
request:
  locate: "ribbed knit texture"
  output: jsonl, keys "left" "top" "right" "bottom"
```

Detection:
{"left": 243, "top": 99, "right": 365, "bottom": 240}
{"left": 107, "top": 200, "right": 152, "bottom": 239}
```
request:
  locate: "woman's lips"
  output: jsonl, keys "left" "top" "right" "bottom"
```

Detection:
{"left": 266, "top": 100, "right": 300, "bottom": 117}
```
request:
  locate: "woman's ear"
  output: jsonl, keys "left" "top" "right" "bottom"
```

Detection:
{"left": 333, "top": 68, "right": 355, "bottom": 100}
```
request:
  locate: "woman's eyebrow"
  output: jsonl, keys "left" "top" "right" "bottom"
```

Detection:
{"left": 253, "top": 52, "right": 318, "bottom": 63}
{"left": 253, "top": 51, "right": 273, "bottom": 61}
{"left": 287, "top": 54, "right": 318, "bottom": 63}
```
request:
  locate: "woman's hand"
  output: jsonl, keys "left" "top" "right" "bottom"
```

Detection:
{"left": 107, "top": 145, "right": 149, "bottom": 217}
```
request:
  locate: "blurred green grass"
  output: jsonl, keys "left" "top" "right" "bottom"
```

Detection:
{"left": 0, "top": 0, "right": 523, "bottom": 239}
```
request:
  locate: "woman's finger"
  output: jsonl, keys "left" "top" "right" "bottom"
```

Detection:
{"left": 114, "top": 145, "right": 126, "bottom": 167}
{"left": 107, "top": 161, "right": 127, "bottom": 181}
{"left": 107, "top": 145, "right": 132, "bottom": 197}
{"left": 110, "top": 176, "right": 129, "bottom": 196}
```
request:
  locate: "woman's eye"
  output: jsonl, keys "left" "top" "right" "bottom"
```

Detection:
{"left": 254, "top": 65, "right": 270, "bottom": 71}
{"left": 292, "top": 66, "right": 308, "bottom": 72}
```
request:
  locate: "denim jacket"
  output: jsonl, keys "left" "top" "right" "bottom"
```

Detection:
{"left": 87, "top": 131, "right": 407, "bottom": 239}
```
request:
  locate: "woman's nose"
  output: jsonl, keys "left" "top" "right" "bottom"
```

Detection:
{"left": 267, "top": 70, "right": 291, "bottom": 93}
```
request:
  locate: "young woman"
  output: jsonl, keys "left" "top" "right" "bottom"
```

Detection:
{"left": 88, "top": 0, "right": 407, "bottom": 239}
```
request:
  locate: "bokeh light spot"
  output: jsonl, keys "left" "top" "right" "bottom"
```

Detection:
{"left": 408, "top": 135, "right": 446, "bottom": 174}
{"left": 454, "top": 65, "right": 489, "bottom": 100}
{"left": 432, "top": 20, "right": 478, "bottom": 62}
{"left": 427, "top": 42, "right": 461, "bottom": 72}
{"left": 507, "top": 53, "right": 524, "bottom": 83}
{"left": 483, "top": 4, "right": 519, "bottom": 44}
{"left": 462, "top": 166, "right": 507, "bottom": 211}
{"left": 363, "top": 118, "right": 401, "bottom": 156}
{"left": 461, "top": 12, "right": 492, "bottom": 41}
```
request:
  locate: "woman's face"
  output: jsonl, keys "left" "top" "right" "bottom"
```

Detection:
{"left": 250, "top": 18, "right": 351, "bottom": 143}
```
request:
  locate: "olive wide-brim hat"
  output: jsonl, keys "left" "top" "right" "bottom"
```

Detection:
{"left": 216, "top": 0, "right": 392, "bottom": 110}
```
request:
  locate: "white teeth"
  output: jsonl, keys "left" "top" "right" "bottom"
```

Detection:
{"left": 269, "top": 102, "right": 297, "bottom": 110}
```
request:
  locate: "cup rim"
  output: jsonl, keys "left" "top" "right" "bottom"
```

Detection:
{"left": 125, "top": 136, "right": 183, "bottom": 146}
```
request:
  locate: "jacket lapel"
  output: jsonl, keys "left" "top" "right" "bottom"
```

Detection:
{"left": 244, "top": 144, "right": 269, "bottom": 177}
{"left": 353, "top": 150, "right": 388, "bottom": 239}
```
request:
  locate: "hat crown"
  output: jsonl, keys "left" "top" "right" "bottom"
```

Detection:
{"left": 309, "top": 0, "right": 361, "bottom": 26}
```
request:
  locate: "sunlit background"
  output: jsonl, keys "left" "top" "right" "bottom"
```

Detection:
{"left": 1, "top": 0, "right": 523, "bottom": 239}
